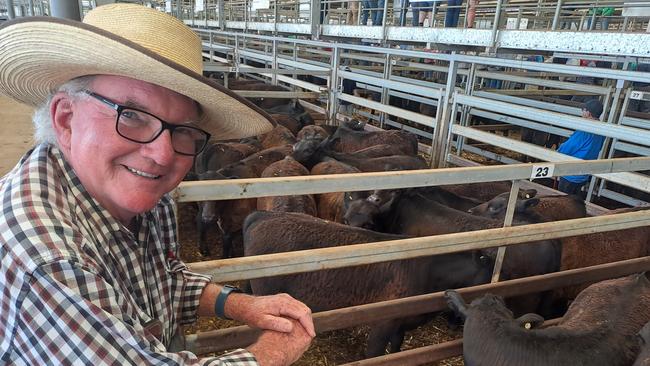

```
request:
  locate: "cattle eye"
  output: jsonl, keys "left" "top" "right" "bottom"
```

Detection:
{"left": 524, "top": 322, "right": 532, "bottom": 330}
{"left": 525, "top": 194, "right": 531, "bottom": 199}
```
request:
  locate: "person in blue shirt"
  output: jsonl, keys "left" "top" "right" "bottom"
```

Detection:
{"left": 557, "top": 99, "right": 606, "bottom": 195}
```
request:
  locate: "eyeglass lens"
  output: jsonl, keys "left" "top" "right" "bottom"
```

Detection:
{"left": 117, "top": 108, "right": 208, "bottom": 156}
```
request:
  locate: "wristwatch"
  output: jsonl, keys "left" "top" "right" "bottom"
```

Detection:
{"left": 215, "top": 285, "right": 242, "bottom": 320}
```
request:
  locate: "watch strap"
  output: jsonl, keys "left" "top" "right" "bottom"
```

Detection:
{"left": 215, "top": 285, "right": 241, "bottom": 320}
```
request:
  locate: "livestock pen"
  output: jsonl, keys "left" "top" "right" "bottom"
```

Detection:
{"left": 2, "top": 1, "right": 650, "bottom": 364}
{"left": 197, "top": 31, "right": 650, "bottom": 207}
{"left": 169, "top": 30, "right": 650, "bottom": 363}
{"left": 175, "top": 157, "right": 650, "bottom": 364}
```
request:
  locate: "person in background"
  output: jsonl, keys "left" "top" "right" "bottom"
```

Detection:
{"left": 374, "top": 0, "right": 385, "bottom": 25}
{"left": 466, "top": 0, "right": 479, "bottom": 28}
{"left": 0, "top": 4, "right": 314, "bottom": 365}
{"left": 346, "top": 0, "right": 359, "bottom": 25}
{"left": 445, "top": 0, "right": 463, "bottom": 27}
{"left": 556, "top": 99, "right": 606, "bottom": 195}
{"left": 413, "top": 1, "right": 437, "bottom": 26}
{"left": 361, "top": 0, "right": 377, "bottom": 24}
{"left": 586, "top": 6, "right": 614, "bottom": 30}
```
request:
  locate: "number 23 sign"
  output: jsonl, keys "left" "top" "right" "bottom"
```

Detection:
{"left": 531, "top": 164, "right": 555, "bottom": 180}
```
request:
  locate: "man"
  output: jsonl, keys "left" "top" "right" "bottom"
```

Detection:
{"left": 556, "top": 99, "right": 606, "bottom": 195}
{"left": 0, "top": 4, "right": 314, "bottom": 365}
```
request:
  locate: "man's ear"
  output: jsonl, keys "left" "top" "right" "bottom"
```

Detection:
{"left": 50, "top": 93, "right": 75, "bottom": 152}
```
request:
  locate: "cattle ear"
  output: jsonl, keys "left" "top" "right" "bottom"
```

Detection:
{"left": 343, "top": 192, "right": 356, "bottom": 211}
{"left": 198, "top": 170, "right": 224, "bottom": 181}
{"left": 184, "top": 172, "right": 198, "bottom": 181}
{"left": 328, "top": 135, "right": 340, "bottom": 144}
{"left": 515, "top": 313, "right": 545, "bottom": 329}
{"left": 637, "top": 321, "right": 650, "bottom": 345}
{"left": 380, "top": 193, "right": 397, "bottom": 213}
{"left": 520, "top": 189, "right": 537, "bottom": 199}
{"left": 516, "top": 197, "right": 540, "bottom": 212}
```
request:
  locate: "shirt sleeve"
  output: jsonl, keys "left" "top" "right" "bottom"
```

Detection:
{"left": 11, "top": 260, "right": 257, "bottom": 366}
{"left": 176, "top": 260, "right": 212, "bottom": 325}
{"left": 557, "top": 132, "right": 580, "bottom": 156}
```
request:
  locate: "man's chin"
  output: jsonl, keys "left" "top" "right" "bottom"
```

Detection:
{"left": 120, "top": 196, "right": 161, "bottom": 216}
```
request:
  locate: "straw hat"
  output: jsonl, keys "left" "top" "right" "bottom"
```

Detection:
{"left": 0, "top": 4, "right": 275, "bottom": 140}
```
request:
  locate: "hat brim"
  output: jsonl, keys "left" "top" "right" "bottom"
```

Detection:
{"left": 0, "top": 17, "right": 275, "bottom": 140}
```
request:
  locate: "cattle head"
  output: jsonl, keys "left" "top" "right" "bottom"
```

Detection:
{"left": 635, "top": 320, "right": 650, "bottom": 365}
{"left": 291, "top": 137, "right": 324, "bottom": 165}
{"left": 195, "top": 170, "right": 231, "bottom": 256}
{"left": 197, "top": 171, "right": 229, "bottom": 223}
{"left": 239, "top": 136, "right": 262, "bottom": 150}
{"left": 216, "top": 162, "right": 248, "bottom": 180}
{"left": 341, "top": 118, "right": 366, "bottom": 131}
{"left": 343, "top": 198, "right": 381, "bottom": 230}
{"left": 343, "top": 189, "right": 399, "bottom": 230}
{"left": 445, "top": 290, "right": 545, "bottom": 329}
{"left": 296, "top": 125, "right": 329, "bottom": 142}
{"left": 467, "top": 189, "right": 538, "bottom": 219}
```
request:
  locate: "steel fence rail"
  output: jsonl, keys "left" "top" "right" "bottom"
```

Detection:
{"left": 185, "top": 256, "right": 650, "bottom": 355}
{"left": 186, "top": 210, "right": 650, "bottom": 282}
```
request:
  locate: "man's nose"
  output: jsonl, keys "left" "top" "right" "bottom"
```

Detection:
{"left": 142, "top": 130, "right": 175, "bottom": 165}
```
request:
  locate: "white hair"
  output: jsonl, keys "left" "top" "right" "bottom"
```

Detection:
{"left": 32, "top": 76, "right": 96, "bottom": 145}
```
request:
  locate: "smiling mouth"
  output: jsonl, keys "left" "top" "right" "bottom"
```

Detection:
{"left": 124, "top": 165, "right": 161, "bottom": 179}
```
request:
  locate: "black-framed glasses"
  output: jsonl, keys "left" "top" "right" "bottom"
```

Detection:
{"left": 83, "top": 91, "right": 211, "bottom": 156}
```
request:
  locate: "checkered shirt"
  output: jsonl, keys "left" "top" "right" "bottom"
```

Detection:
{"left": 0, "top": 144, "right": 258, "bottom": 365}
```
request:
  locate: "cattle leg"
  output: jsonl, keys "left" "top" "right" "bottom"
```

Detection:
{"left": 222, "top": 230, "right": 233, "bottom": 259}
{"left": 197, "top": 210, "right": 215, "bottom": 257}
{"left": 366, "top": 319, "right": 402, "bottom": 357}
{"left": 388, "top": 327, "right": 406, "bottom": 354}
{"left": 445, "top": 311, "right": 464, "bottom": 331}
{"left": 444, "top": 290, "right": 468, "bottom": 320}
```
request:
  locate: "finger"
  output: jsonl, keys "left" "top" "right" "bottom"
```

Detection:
{"left": 263, "top": 294, "right": 315, "bottom": 337}
{"left": 262, "top": 314, "right": 294, "bottom": 333}
{"left": 297, "top": 314, "right": 316, "bottom": 337}
{"left": 279, "top": 305, "right": 315, "bottom": 337}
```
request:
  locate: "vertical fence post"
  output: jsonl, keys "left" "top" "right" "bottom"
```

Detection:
{"left": 551, "top": 0, "right": 562, "bottom": 30}
{"left": 431, "top": 55, "right": 458, "bottom": 168}
{"left": 271, "top": 39, "right": 278, "bottom": 85}
{"left": 491, "top": 179, "right": 521, "bottom": 283}
{"left": 273, "top": 0, "right": 278, "bottom": 32}
{"left": 489, "top": 0, "right": 503, "bottom": 49}
{"left": 381, "top": 0, "right": 388, "bottom": 42}
{"left": 379, "top": 54, "right": 392, "bottom": 129}
{"left": 327, "top": 46, "right": 342, "bottom": 125}
{"left": 311, "top": 0, "right": 320, "bottom": 39}
{"left": 218, "top": 0, "right": 225, "bottom": 29}
{"left": 6, "top": 0, "right": 16, "bottom": 18}
{"left": 456, "top": 62, "right": 476, "bottom": 154}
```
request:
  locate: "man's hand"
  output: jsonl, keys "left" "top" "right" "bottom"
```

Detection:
{"left": 247, "top": 319, "right": 313, "bottom": 366}
{"left": 226, "top": 292, "right": 316, "bottom": 337}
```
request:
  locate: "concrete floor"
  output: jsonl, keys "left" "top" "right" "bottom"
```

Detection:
{"left": 0, "top": 96, "right": 34, "bottom": 175}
